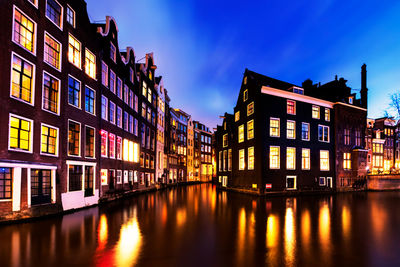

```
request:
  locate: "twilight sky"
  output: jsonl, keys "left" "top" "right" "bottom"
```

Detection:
{"left": 85, "top": 0, "right": 400, "bottom": 129}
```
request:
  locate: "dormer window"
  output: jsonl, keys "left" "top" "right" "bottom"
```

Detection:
{"left": 292, "top": 87, "right": 304, "bottom": 95}
{"left": 243, "top": 89, "right": 248, "bottom": 102}
{"left": 349, "top": 96, "right": 354, "bottom": 104}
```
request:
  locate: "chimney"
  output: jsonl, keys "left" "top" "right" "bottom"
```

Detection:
{"left": 361, "top": 64, "right": 368, "bottom": 109}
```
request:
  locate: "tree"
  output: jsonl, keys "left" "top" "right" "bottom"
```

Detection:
{"left": 387, "top": 92, "right": 400, "bottom": 120}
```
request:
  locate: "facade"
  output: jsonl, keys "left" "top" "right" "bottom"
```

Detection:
{"left": 187, "top": 116, "right": 194, "bottom": 181}
{"left": 155, "top": 77, "right": 166, "bottom": 183}
{"left": 216, "top": 67, "right": 368, "bottom": 193}
{"left": 194, "top": 121, "right": 213, "bottom": 181}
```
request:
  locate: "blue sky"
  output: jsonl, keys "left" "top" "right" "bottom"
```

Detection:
{"left": 85, "top": 0, "right": 400, "bottom": 129}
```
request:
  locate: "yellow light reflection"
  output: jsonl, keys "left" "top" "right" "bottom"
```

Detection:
{"left": 301, "top": 210, "right": 311, "bottom": 250}
{"left": 115, "top": 213, "right": 142, "bottom": 266}
{"left": 237, "top": 208, "right": 246, "bottom": 265}
{"left": 176, "top": 209, "right": 187, "bottom": 227}
{"left": 97, "top": 214, "right": 108, "bottom": 251}
{"left": 342, "top": 206, "right": 351, "bottom": 240}
{"left": 266, "top": 214, "right": 279, "bottom": 266}
{"left": 319, "top": 204, "right": 331, "bottom": 257}
{"left": 284, "top": 207, "right": 296, "bottom": 266}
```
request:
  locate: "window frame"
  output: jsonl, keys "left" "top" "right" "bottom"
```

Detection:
{"left": 325, "top": 108, "right": 330, "bottom": 122}
{"left": 100, "top": 130, "right": 108, "bottom": 158}
{"left": 320, "top": 150, "right": 330, "bottom": 171}
{"left": 286, "top": 147, "right": 296, "bottom": 170}
{"left": 238, "top": 124, "right": 244, "bottom": 143}
{"left": 67, "top": 119, "right": 81, "bottom": 157}
{"left": 85, "top": 125, "right": 95, "bottom": 159}
{"left": 45, "top": 0, "right": 63, "bottom": 30}
{"left": 110, "top": 42, "right": 117, "bottom": 63}
{"left": 247, "top": 119, "right": 254, "bottom": 140}
{"left": 243, "top": 89, "right": 248, "bottom": 102}
{"left": 10, "top": 52, "right": 36, "bottom": 106}
{"left": 8, "top": 113, "right": 34, "bottom": 153}
{"left": 12, "top": 6, "right": 37, "bottom": 55}
{"left": 312, "top": 105, "right": 320, "bottom": 119}
{"left": 68, "top": 33, "right": 81, "bottom": 69}
{"left": 269, "top": 146, "right": 280, "bottom": 169}
{"left": 27, "top": 0, "right": 39, "bottom": 8}
{"left": 287, "top": 120, "right": 296, "bottom": 139}
{"left": 286, "top": 175, "right": 297, "bottom": 190}
{"left": 66, "top": 4, "right": 75, "bottom": 27}
{"left": 84, "top": 85, "right": 96, "bottom": 116}
{"left": 318, "top": 125, "right": 330, "bottom": 143}
{"left": 239, "top": 149, "right": 245, "bottom": 170}
{"left": 43, "top": 31, "right": 62, "bottom": 71}
{"left": 269, "top": 117, "right": 280, "bottom": 137}
{"left": 247, "top": 101, "right": 254, "bottom": 116}
{"left": 301, "top": 148, "right": 310, "bottom": 170}
{"left": 85, "top": 48, "right": 96, "bottom": 80}
{"left": 40, "top": 123, "right": 59, "bottom": 157}
{"left": 42, "top": 71, "right": 61, "bottom": 115}
{"left": 287, "top": 100, "right": 296, "bottom": 115}
{"left": 301, "top": 122, "right": 310, "bottom": 141}
{"left": 101, "top": 95, "right": 108, "bottom": 120}
{"left": 248, "top": 147, "right": 254, "bottom": 170}
{"left": 67, "top": 74, "right": 81, "bottom": 109}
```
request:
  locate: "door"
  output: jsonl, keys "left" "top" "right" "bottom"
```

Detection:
{"left": 31, "top": 169, "right": 51, "bottom": 205}
{"left": 327, "top": 177, "right": 333, "bottom": 188}
{"left": 84, "top": 166, "right": 94, "bottom": 197}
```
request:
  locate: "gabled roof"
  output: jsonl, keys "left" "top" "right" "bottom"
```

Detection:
{"left": 246, "top": 69, "right": 298, "bottom": 90}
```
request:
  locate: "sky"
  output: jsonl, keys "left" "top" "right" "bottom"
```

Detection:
{"left": 85, "top": 0, "right": 400, "bottom": 130}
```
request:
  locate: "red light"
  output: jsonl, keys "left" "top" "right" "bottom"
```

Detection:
{"left": 265, "top": 184, "right": 272, "bottom": 189}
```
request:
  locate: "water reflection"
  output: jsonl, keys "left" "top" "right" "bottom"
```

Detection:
{"left": 284, "top": 204, "right": 296, "bottom": 266}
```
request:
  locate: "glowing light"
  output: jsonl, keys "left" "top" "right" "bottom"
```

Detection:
{"left": 319, "top": 203, "right": 331, "bottom": 259}
{"left": 100, "top": 169, "right": 108, "bottom": 185}
{"left": 342, "top": 206, "right": 351, "bottom": 240}
{"left": 301, "top": 210, "right": 311, "bottom": 251}
{"left": 97, "top": 214, "right": 108, "bottom": 251}
{"left": 176, "top": 209, "right": 187, "bottom": 227}
{"left": 133, "top": 142, "right": 139, "bottom": 163}
{"left": 123, "top": 139, "right": 129, "bottom": 161}
{"left": 284, "top": 207, "right": 295, "bottom": 266}
{"left": 115, "top": 214, "right": 142, "bottom": 266}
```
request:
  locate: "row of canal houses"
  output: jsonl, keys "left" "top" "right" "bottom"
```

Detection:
{"left": 0, "top": 0, "right": 212, "bottom": 219}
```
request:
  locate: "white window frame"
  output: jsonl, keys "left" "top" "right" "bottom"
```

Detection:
{"left": 286, "top": 147, "right": 296, "bottom": 170}
{"left": 85, "top": 48, "right": 96, "bottom": 80}
{"left": 312, "top": 105, "right": 320, "bottom": 119}
{"left": 109, "top": 101, "right": 116, "bottom": 124}
{"left": 67, "top": 119, "right": 81, "bottom": 157}
{"left": 320, "top": 150, "right": 330, "bottom": 171}
{"left": 301, "top": 122, "right": 310, "bottom": 141}
{"left": 270, "top": 117, "right": 280, "bottom": 137}
{"left": 101, "top": 95, "right": 108, "bottom": 121}
{"left": 68, "top": 33, "right": 82, "bottom": 69}
{"left": 8, "top": 113, "right": 34, "bottom": 154}
{"left": 101, "top": 61, "right": 108, "bottom": 87}
{"left": 287, "top": 120, "right": 296, "bottom": 139}
{"left": 301, "top": 148, "right": 310, "bottom": 170}
{"left": 12, "top": 6, "right": 37, "bottom": 56}
{"left": 43, "top": 31, "right": 62, "bottom": 71}
{"left": 27, "top": 0, "right": 39, "bottom": 8}
{"left": 100, "top": 130, "right": 108, "bottom": 158}
{"left": 66, "top": 4, "right": 75, "bottom": 27}
{"left": 42, "top": 71, "right": 61, "bottom": 115}
{"left": 40, "top": 123, "right": 59, "bottom": 157}
{"left": 109, "top": 133, "right": 116, "bottom": 159}
{"left": 84, "top": 85, "right": 96, "bottom": 116}
{"left": 286, "top": 176, "right": 297, "bottom": 190}
{"left": 84, "top": 125, "right": 96, "bottom": 159}
{"left": 10, "top": 52, "right": 36, "bottom": 106}
{"left": 318, "top": 124, "right": 330, "bottom": 143}
{"left": 67, "top": 74, "right": 81, "bottom": 109}
{"left": 110, "top": 42, "right": 117, "bottom": 63}
{"left": 319, "top": 177, "right": 326, "bottom": 186}
{"left": 45, "top": 0, "right": 63, "bottom": 30}
{"left": 269, "top": 146, "right": 280, "bottom": 169}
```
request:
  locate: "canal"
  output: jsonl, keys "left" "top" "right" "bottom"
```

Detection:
{"left": 1, "top": 183, "right": 400, "bottom": 267}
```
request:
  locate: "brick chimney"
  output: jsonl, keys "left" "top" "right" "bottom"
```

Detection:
{"left": 361, "top": 64, "right": 368, "bottom": 109}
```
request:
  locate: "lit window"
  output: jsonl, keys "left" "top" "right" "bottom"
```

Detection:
{"left": 46, "top": 0, "right": 63, "bottom": 28}
{"left": 373, "top": 155, "right": 383, "bottom": 168}
{"left": 66, "top": 5, "right": 75, "bottom": 27}
{"left": 318, "top": 125, "right": 330, "bottom": 142}
{"left": 301, "top": 122, "right": 310, "bottom": 141}
{"left": 223, "top": 150, "right": 227, "bottom": 171}
{"left": 286, "top": 176, "right": 296, "bottom": 190}
{"left": 27, "top": 0, "right": 38, "bottom": 8}
{"left": 0, "top": 168, "right": 12, "bottom": 200}
{"left": 11, "top": 53, "right": 34, "bottom": 104}
{"left": 85, "top": 49, "right": 96, "bottom": 79}
{"left": 117, "top": 136, "right": 122, "bottom": 160}
{"left": 269, "top": 118, "right": 280, "bottom": 137}
{"left": 142, "top": 81, "right": 147, "bottom": 97}
{"left": 302, "top": 148, "right": 310, "bottom": 170}
{"left": 243, "top": 89, "right": 248, "bottom": 102}
{"left": 85, "top": 86, "right": 95, "bottom": 115}
{"left": 248, "top": 147, "right": 254, "bottom": 170}
{"left": 287, "top": 121, "right": 296, "bottom": 139}
{"left": 117, "top": 77, "right": 123, "bottom": 99}
{"left": 101, "top": 95, "right": 108, "bottom": 120}
{"left": 85, "top": 126, "right": 95, "bottom": 158}
{"left": 344, "top": 129, "right": 350, "bottom": 145}
{"left": 228, "top": 149, "right": 232, "bottom": 171}
{"left": 109, "top": 70, "right": 116, "bottom": 93}
{"left": 286, "top": 147, "right": 296, "bottom": 170}
{"left": 9, "top": 115, "right": 32, "bottom": 152}
{"left": 41, "top": 124, "right": 58, "bottom": 155}
{"left": 372, "top": 143, "right": 383, "bottom": 153}
{"left": 110, "top": 43, "right": 116, "bottom": 62}
{"left": 320, "top": 150, "right": 330, "bottom": 171}
{"left": 13, "top": 7, "right": 36, "bottom": 53}
{"left": 269, "top": 146, "right": 280, "bottom": 169}
{"left": 68, "top": 76, "right": 80, "bottom": 108}
{"left": 109, "top": 133, "right": 115, "bottom": 158}
{"left": 238, "top": 124, "right": 244, "bottom": 143}
{"left": 117, "top": 107, "right": 122, "bottom": 128}
{"left": 312, "top": 105, "right": 320, "bottom": 119}
{"left": 68, "top": 121, "right": 80, "bottom": 156}
{"left": 247, "top": 102, "right": 254, "bottom": 116}
{"left": 348, "top": 96, "right": 354, "bottom": 104}
{"left": 247, "top": 120, "right": 254, "bottom": 140}
{"left": 68, "top": 34, "right": 81, "bottom": 68}
{"left": 343, "top": 153, "right": 351, "bottom": 170}
{"left": 287, "top": 100, "right": 296, "bottom": 115}
{"left": 223, "top": 134, "right": 228, "bottom": 148}
{"left": 244, "top": 76, "right": 247, "bottom": 85}
{"left": 235, "top": 111, "right": 240, "bottom": 122}
{"left": 124, "top": 85, "right": 129, "bottom": 104}
{"left": 101, "top": 169, "right": 108, "bottom": 185}
{"left": 325, "top": 108, "right": 330, "bottom": 121}
{"left": 130, "top": 68, "right": 134, "bottom": 83}
{"left": 124, "top": 111, "right": 129, "bottom": 131}
{"left": 101, "top": 62, "right": 108, "bottom": 87}
{"left": 148, "top": 88, "right": 152, "bottom": 103}
{"left": 42, "top": 72, "right": 60, "bottom": 114}
{"left": 44, "top": 33, "right": 61, "bottom": 70}
{"left": 100, "top": 130, "right": 108, "bottom": 157}
{"left": 239, "top": 149, "right": 245, "bottom": 170}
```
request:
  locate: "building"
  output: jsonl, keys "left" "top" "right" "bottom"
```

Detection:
{"left": 194, "top": 121, "right": 213, "bottom": 181}
{"left": 155, "top": 76, "right": 167, "bottom": 183}
{"left": 215, "top": 67, "right": 368, "bottom": 194}
{"left": 187, "top": 116, "right": 194, "bottom": 181}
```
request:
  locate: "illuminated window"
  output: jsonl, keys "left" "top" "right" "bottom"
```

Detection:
{"left": 373, "top": 155, "right": 383, "bottom": 168}
{"left": 41, "top": 124, "right": 58, "bottom": 155}
{"left": 13, "top": 7, "right": 36, "bottom": 53}
{"left": 247, "top": 120, "right": 254, "bottom": 140}
{"left": 68, "top": 121, "right": 80, "bottom": 156}
{"left": 46, "top": 0, "right": 63, "bottom": 28}
{"left": 44, "top": 33, "right": 61, "bottom": 70}
{"left": 312, "top": 105, "right": 320, "bottom": 119}
{"left": 343, "top": 152, "right": 351, "bottom": 170}
{"left": 235, "top": 111, "right": 240, "bottom": 122}
{"left": 9, "top": 115, "right": 32, "bottom": 152}
{"left": 27, "top": 0, "right": 38, "bottom": 8}
{"left": 228, "top": 149, "right": 232, "bottom": 171}
{"left": 301, "top": 122, "right": 310, "bottom": 141}
{"left": 218, "top": 151, "right": 222, "bottom": 172}
{"left": 243, "top": 89, "right": 248, "bottom": 102}
{"left": 239, "top": 149, "right": 245, "bottom": 170}
{"left": 223, "top": 150, "right": 227, "bottom": 171}
{"left": 101, "top": 62, "right": 108, "bottom": 87}
{"left": 124, "top": 85, "right": 129, "bottom": 104}
{"left": 318, "top": 125, "right": 329, "bottom": 142}
{"left": 286, "top": 147, "right": 296, "bottom": 170}
{"left": 142, "top": 81, "right": 147, "bottom": 97}
{"left": 116, "top": 136, "right": 122, "bottom": 160}
{"left": 117, "top": 107, "right": 122, "bottom": 128}
{"left": 130, "top": 68, "right": 134, "bottom": 83}
{"left": 270, "top": 118, "right": 280, "bottom": 137}
{"left": 109, "top": 70, "right": 116, "bottom": 93}
{"left": 320, "top": 150, "right": 329, "bottom": 171}
{"left": 42, "top": 72, "right": 59, "bottom": 114}
{"left": 325, "top": 108, "right": 330, "bottom": 121}
{"left": 100, "top": 130, "right": 108, "bottom": 157}
{"left": 85, "top": 49, "right": 96, "bottom": 79}
{"left": 248, "top": 147, "right": 254, "bottom": 170}
{"left": 85, "top": 86, "right": 95, "bottom": 115}
{"left": 101, "top": 95, "right": 108, "bottom": 120}
{"left": 68, "top": 76, "right": 80, "bottom": 108}
{"left": 238, "top": 124, "right": 244, "bottom": 143}
{"left": 109, "top": 133, "right": 115, "bottom": 158}
{"left": 286, "top": 176, "right": 296, "bottom": 190}
{"left": 344, "top": 129, "right": 350, "bottom": 145}
{"left": 84, "top": 166, "right": 94, "bottom": 197}
{"left": 348, "top": 96, "right": 354, "bottom": 104}
{"left": 85, "top": 126, "right": 94, "bottom": 158}
{"left": 269, "top": 146, "right": 280, "bottom": 169}
{"left": 0, "top": 168, "right": 12, "bottom": 199}
{"left": 66, "top": 5, "right": 75, "bottom": 27}
{"left": 110, "top": 43, "right": 116, "bottom": 62}
{"left": 117, "top": 77, "right": 123, "bottom": 99}
{"left": 287, "top": 100, "right": 296, "bottom": 115}
{"left": 223, "top": 134, "right": 228, "bottom": 148}
{"left": 101, "top": 169, "right": 108, "bottom": 185}
{"left": 244, "top": 76, "right": 247, "bottom": 85}
{"left": 11, "top": 53, "right": 34, "bottom": 104}
{"left": 287, "top": 121, "right": 296, "bottom": 139}
{"left": 373, "top": 143, "right": 383, "bottom": 153}
{"left": 68, "top": 34, "right": 81, "bottom": 68}
{"left": 302, "top": 148, "right": 310, "bottom": 170}
{"left": 247, "top": 102, "right": 254, "bottom": 116}
{"left": 148, "top": 88, "right": 152, "bottom": 103}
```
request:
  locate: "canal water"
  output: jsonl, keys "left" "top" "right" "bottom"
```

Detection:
{"left": 1, "top": 184, "right": 400, "bottom": 267}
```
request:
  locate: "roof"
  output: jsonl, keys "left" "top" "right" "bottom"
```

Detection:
{"left": 246, "top": 69, "right": 298, "bottom": 91}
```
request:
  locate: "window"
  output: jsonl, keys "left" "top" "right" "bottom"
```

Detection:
{"left": 286, "top": 147, "right": 296, "bottom": 170}
{"left": 46, "top": 0, "right": 63, "bottom": 28}
{"left": 318, "top": 125, "right": 330, "bottom": 142}
{"left": 130, "top": 68, "right": 134, "bottom": 83}
{"left": 9, "top": 114, "right": 32, "bottom": 152}
{"left": 109, "top": 70, "right": 116, "bottom": 93}
{"left": 100, "top": 130, "right": 108, "bottom": 157}
{"left": 117, "top": 136, "right": 122, "bottom": 160}
{"left": 270, "top": 146, "right": 280, "bottom": 169}
{"left": 239, "top": 149, "right": 245, "bottom": 170}
{"left": 248, "top": 147, "right": 254, "bottom": 170}
{"left": 148, "top": 88, "right": 152, "bottom": 103}
{"left": 101, "top": 62, "right": 108, "bottom": 87}
{"left": 247, "top": 120, "right": 254, "bottom": 140}
{"left": 247, "top": 102, "right": 254, "bottom": 116}
{"left": 66, "top": 5, "right": 75, "bottom": 27}
{"left": 68, "top": 165, "right": 82, "bottom": 192}
{"left": 287, "top": 100, "right": 296, "bottom": 115}
{"left": 298, "top": 123, "right": 308, "bottom": 142}
{"left": 325, "top": 108, "right": 330, "bottom": 121}
{"left": 141, "top": 103, "right": 146, "bottom": 118}
{"left": 124, "top": 85, "right": 129, "bottom": 104}
{"left": 223, "top": 134, "right": 228, "bottom": 148}
{"left": 85, "top": 49, "right": 96, "bottom": 79}
{"left": 42, "top": 72, "right": 59, "bottom": 114}
{"left": 235, "top": 111, "right": 240, "bottom": 122}
{"left": 68, "top": 76, "right": 81, "bottom": 108}
{"left": 223, "top": 150, "right": 227, "bottom": 171}
{"left": 117, "top": 77, "right": 123, "bottom": 99}
{"left": 13, "top": 7, "right": 36, "bottom": 53}
{"left": 117, "top": 170, "right": 122, "bottom": 184}
{"left": 286, "top": 176, "right": 296, "bottom": 190}
{"left": 238, "top": 124, "right": 244, "bottom": 143}
{"left": 0, "top": 168, "right": 12, "bottom": 200}
{"left": 243, "top": 89, "right": 248, "bottom": 102}
{"left": 101, "top": 95, "right": 108, "bottom": 120}
{"left": 44, "top": 33, "right": 61, "bottom": 70}
{"left": 110, "top": 43, "right": 116, "bottom": 62}
{"left": 11, "top": 53, "right": 35, "bottom": 104}
{"left": 268, "top": 118, "right": 280, "bottom": 137}
{"left": 117, "top": 107, "right": 122, "bottom": 128}
{"left": 41, "top": 124, "right": 58, "bottom": 155}
{"left": 142, "top": 81, "right": 147, "bottom": 97}
{"left": 85, "top": 126, "right": 95, "bottom": 158}
{"left": 129, "top": 115, "right": 134, "bottom": 133}
{"left": 373, "top": 155, "right": 383, "bottom": 168}
{"left": 319, "top": 177, "right": 326, "bottom": 186}
{"left": 373, "top": 143, "right": 383, "bottom": 153}
{"left": 27, "top": 0, "right": 38, "bottom": 8}
{"left": 228, "top": 149, "right": 232, "bottom": 171}
{"left": 134, "top": 118, "right": 138, "bottom": 136}
{"left": 302, "top": 148, "right": 310, "bottom": 170}
{"left": 124, "top": 111, "right": 129, "bottom": 131}
{"left": 129, "top": 90, "right": 134, "bottom": 109}
{"left": 109, "top": 133, "right": 115, "bottom": 158}
{"left": 348, "top": 96, "right": 354, "bottom": 104}
{"left": 293, "top": 87, "right": 304, "bottom": 95}
{"left": 85, "top": 86, "right": 95, "bottom": 115}
{"left": 84, "top": 166, "right": 94, "bottom": 197}
{"left": 344, "top": 129, "right": 350, "bottom": 145}
{"left": 68, "top": 34, "right": 81, "bottom": 68}
{"left": 312, "top": 105, "right": 320, "bottom": 119}
{"left": 68, "top": 121, "right": 80, "bottom": 156}
{"left": 287, "top": 121, "right": 296, "bottom": 139}
{"left": 343, "top": 152, "right": 351, "bottom": 170}
{"left": 355, "top": 130, "right": 361, "bottom": 146}
{"left": 320, "top": 150, "right": 329, "bottom": 171}
{"left": 218, "top": 151, "right": 222, "bottom": 172}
